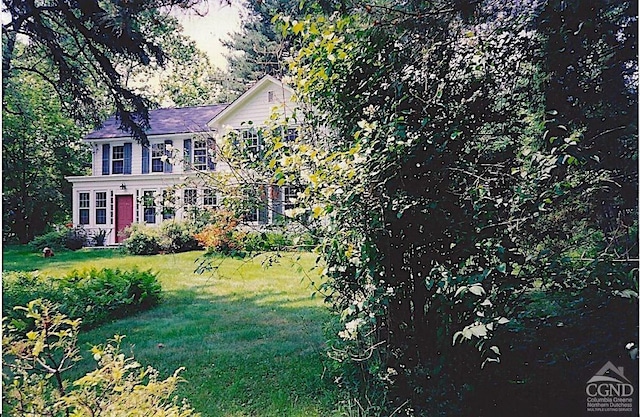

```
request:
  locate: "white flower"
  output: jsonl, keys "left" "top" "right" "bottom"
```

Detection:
{"left": 165, "top": 143, "right": 174, "bottom": 151}
{"left": 357, "top": 120, "right": 377, "bottom": 135}
{"left": 339, "top": 318, "right": 365, "bottom": 340}
{"left": 285, "top": 207, "right": 306, "bottom": 217}
{"left": 160, "top": 155, "right": 168, "bottom": 162}
{"left": 364, "top": 105, "right": 377, "bottom": 117}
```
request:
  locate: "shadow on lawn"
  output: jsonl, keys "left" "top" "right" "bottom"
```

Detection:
{"left": 460, "top": 293, "right": 639, "bottom": 417}
{"left": 77, "top": 285, "right": 337, "bottom": 416}
{"left": 2, "top": 246, "right": 122, "bottom": 272}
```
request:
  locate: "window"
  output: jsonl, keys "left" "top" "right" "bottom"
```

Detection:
{"left": 103, "top": 143, "right": 131, "bottom": 175}
{"left": 244, "top": 187, "right": 267, "bottom": 223}
{"left": 112, "top": 146, "right": 124, "bottom": 174}
{"left": 151, "top": 143, "right": 165, "bottom": 172}
{"left": 283, "top": 186, "right": 298, "bottom": 211}
{"left": 79, "top": 192, "right": 90, "bottom": 225}
{"left": 193, "top": 138, "right": 215, "bottom": 171}
{"left": 203, "top": 189, "right": 217, "bottom": 207}
{"left": 267, "top": 90, "right": 274, "bottom": 102}
{"left": 184, "top": 189, "right": 197, "bottom": 206}
{"left": 95, "top": 192, "right": 107, "bottom": 224}
{"left": 162, "top": 190, "right": 175, "bottom": 220}
{"left": 242, "top": 129, "right": 262, "bottom": 155}
{"left": 143, "top": 191, "right": 156, "bottom": 223}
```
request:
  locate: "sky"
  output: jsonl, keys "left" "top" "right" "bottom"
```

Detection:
{"left": 175, "top": 2, "right": 245, "bottom": 69}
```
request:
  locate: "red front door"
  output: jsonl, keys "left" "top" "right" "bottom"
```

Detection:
{"left": 115, "top": 195, "right": 134, "bottom": 243}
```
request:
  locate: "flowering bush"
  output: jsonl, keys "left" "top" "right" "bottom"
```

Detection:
{"left": 122, "top": 224, "right": 162, "bottom": 255}
{"left": 194, "top": 210, "right": 245, "bottom": 255}
{"left": 159, "top": 221, "right": 201, "bottom": 253}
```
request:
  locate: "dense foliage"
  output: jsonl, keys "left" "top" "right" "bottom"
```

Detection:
{"left": 228, "top": 0, "right": 639, "bottom": 414}
{"left": 122, "top": 222, "right": 202, "bottom": 255}
{"left": 29, "top": 225, "right": 88, "bottom": 251}
{"left": 528, "top": 0, "right": 639, "bottom": 292}
{"left": 3, "top": 268, "right": 161, "bottom": 329}
{"left": 2, "top": 67, "right": 89, "bottom": 243}
{"left": 3, "top": 300, "right": 198, "bottom": 416}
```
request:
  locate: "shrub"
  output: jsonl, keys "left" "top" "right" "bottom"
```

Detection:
{"left": 29, "top": 226, "right": 88, "bottom": 251}
{"left": 194, "top": 210, "right": 245, "bottom": 255}
{"left": 91, "top": 228, "right": 109, "bottom": 246}
{"left": 3, "top": 300, "right": 198, "bottom": 417}
{"left": 29, "top": 229, "right": 67, "bottom": 251}
{"left": 122, "top": 224, "right": 161, "bottom": 255}
{"left": 2, "top": 268, "right": 162, "bottom": 329}
{"left": 2, "top": 272, "right": 57, "bottom": 318}
{"left": 243, "top": 231, "right": 293, "bottom": 252}
{"left": 65, "top": 226, "right": 87, "bottom": 250}
{"left": 159, "top": 221, "right": 201, "bottom": 253}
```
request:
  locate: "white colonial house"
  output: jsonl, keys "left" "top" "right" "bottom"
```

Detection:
{"left": 66, "top": 75, "right": 299, "bottom": 245}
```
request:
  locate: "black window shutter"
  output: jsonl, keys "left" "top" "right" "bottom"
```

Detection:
{"left": 142, "top": 145, "right": 149, "bottom": 174}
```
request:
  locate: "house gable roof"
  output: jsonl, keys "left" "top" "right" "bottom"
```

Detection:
{"left": 84, "top": 104, "right": 228, "bottom": 140}
{"left": 208, "top": 75, "right": 294, "bottom": 127}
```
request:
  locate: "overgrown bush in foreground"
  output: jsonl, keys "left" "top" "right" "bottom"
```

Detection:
{"left": 265, "top": 1, "right": 637, "bottom": 415}
{"left": 2, "top": 267, "right": 161, "bottom": 329}
{"left": 3, "top": 299, "right": 198, "bottom": 417}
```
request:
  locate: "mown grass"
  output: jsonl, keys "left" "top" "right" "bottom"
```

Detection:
{"left": 3, "top": 246, "right": 339, "bottom": 416}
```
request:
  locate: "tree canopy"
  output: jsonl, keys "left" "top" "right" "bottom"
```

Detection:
{"left": 2, "top": 0, "right": 218, "bottom": 144}
{"left": 3, "top": 55, "right": 89, "bottom": 242}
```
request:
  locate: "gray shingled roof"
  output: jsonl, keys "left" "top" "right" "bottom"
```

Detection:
{"left": 84, "top": 104, "right": 228, "bottom": 139}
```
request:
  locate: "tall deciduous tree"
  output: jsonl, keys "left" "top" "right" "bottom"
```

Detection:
{"left": 2, "top": 0, "right": 214, "bottom": 144}
{"left": 3, "top": 66, "right": 89, "bottom": 242}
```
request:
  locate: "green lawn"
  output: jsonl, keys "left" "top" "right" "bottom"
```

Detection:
{"left": 3, "top": 246, "right": 339, "bottom": 416}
